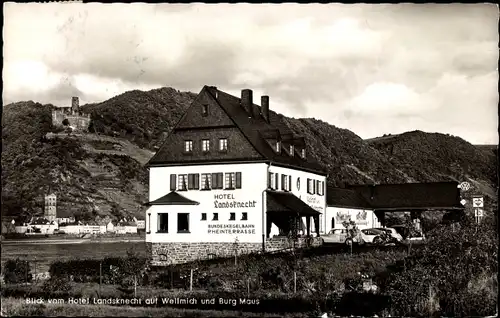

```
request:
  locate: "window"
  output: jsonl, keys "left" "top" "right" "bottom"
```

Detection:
{"left": 147, "top": 213, "right": 151, "bottom": 233}
{"left": 188, "top": 174, "right": 200, "bottom": 190}
{"left": 281, "top": 174, "right": 289, "bottom": 191}
{"left": 235, "top": 172, "right": 242, "bottom": 189}
{"left": 201, "top": 173, "right": 212, "bottom": 190}
{"left": 178, "top": 174, "right": 188, "bottom": 191}
{"left": 307, "top": 178, "right": 314, "bottom": 194}
{"left": 157, "top": 213, "right": 168, "bottom": 233}
{"left": 225, "top": 173, "right": 236, "bottom": 189}
{"left": 313, "top": 180, "right": 317, "bottom": 194}
{"left": 202, "top": 139, "right": 210, "bottom": 152}
{"left": 170, "top": 174, "right": 177, "bottom": 191}
{"left": 213, "top": 213, "right": 219, "bottom": 221}
{"left": 229, "top": 213, "right": 236, "bottom": 221}
{"left": 219, "top": 138, "right": 228, "bottom": 152}
{"left": 289, "top": 145, "right": 294, "bottom": 156}
{"left": 268, "top": 172, "right": 275, "bottom": 189}
{"left": 184, "top": 140, "right": 193, "bottom": 153}
{"left": 276, "top": 141, "right": 281, "bottom": 153}
{"left": 201, "top": 213, "right": 207, "bottom": 221}
{"left": 317, "top": 181, "right": 325, "bottom": 196}
{"left": 177, "top": 213, "right": 190, "bottom": 233}
{"left": 241, "top": 212, "right": 248, "bottom": 221}
{"left": 301, "top": 148, "right": 306, "bottom": 158}
{"left": 212, "top": 173, "right": 223, "bottom": 189}
{"left": 274, "top": 173, "right": 279, "bottom": 189}
{"left": 202, "top": 104, "right": 208, "bottom": 116}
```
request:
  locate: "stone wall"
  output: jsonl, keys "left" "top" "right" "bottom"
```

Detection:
{"left": 148, "top": 236, "right": 323, "bottom": 266}
{"left": 52, "top": 110, "right": 91, "bottom": 131}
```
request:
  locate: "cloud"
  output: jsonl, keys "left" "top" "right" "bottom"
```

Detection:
{"left": 3, "top": 3, "right": 498, "bottom": 144}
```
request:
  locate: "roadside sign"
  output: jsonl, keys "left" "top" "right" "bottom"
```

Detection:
{"left": 459, "top": 182, "right": 471, "bottom": 191}
{"left": 460, "top": 199, "right": 467, "bottom": 206}
{"left": 472, "top": 196, "right": 484, "bottom": 208}
{"left": 475, "top": 208, "right": 484, "bottom": 218}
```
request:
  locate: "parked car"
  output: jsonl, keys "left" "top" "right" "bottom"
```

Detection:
{"left": 359, "top": 228, "right": 390, "bottom": 245}
{"left": 391, "top": 225, "right": 426, "bottom": 243}
{"left": 322, "top": 229, "right": 356, "bottom": 245}
{"left": 374, "top": 227, "right": 404, "bottom": 243}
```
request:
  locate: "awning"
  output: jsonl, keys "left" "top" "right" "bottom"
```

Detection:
{"left": 266, "top": 190, "right": 321, "bottom": 217}
{"left": 144, "top": 191, "right": 200, "bottom": 206}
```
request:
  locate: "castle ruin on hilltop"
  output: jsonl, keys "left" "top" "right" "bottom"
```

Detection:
{"left": 52, "top": 97, "right": 91, "bottom": 131}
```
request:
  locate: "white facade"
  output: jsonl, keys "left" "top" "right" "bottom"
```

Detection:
{"left": 146, "top": 162, "right": 327, "bottom": 244}
{"left": 267, "top": 165, "right": 327, "bottom": 234}
{"left": 324, "top": 206, "right": 381, "bottom": 233}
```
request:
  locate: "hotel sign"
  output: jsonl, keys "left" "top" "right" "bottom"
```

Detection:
{"left": 208, "top": 223, "right": 256, "bottom": 235}
{"left": 213, "top": 193, "right": 257, "bottom": 209}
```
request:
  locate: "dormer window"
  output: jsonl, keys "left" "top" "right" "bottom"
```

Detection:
{"left": 289, "top": 145, "right": 294, "bottom": 156}
{"left": 184, "top": 140, "right": 193, "bottom": 153}
{"left": 202, "top": 104, "right": 208, "bottom": 117}
{"left": 276, "top": 141, "right": 281, "bottom": 153}
{"left": 301, "top": 148, "right": 306, "bottom": 158}
{"left": 202, "top": 139, "right": 210, "bottom": 152}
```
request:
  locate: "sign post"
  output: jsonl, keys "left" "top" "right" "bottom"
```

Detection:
{"left": 472, "top": 196, "right": 484, "bottom": 224}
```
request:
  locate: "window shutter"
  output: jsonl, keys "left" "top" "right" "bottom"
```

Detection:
{"left": 313, "top": 180, "right": 316, "bottom": 194}
{"left": 188, "top": 174, "right": 193, "bottom": 190}
{"left": 307, "top": 178, "right": 310, "bottom": 194}
{"left": 194, "top": 174, "right": 200, "bottom": 190}
{"left": 274, "top": 173, "right": 279, "bottom": 189}
{"left": 236, "top": 172, "right": 242, "bottom": 189}
{"left": 267, "top": 172, "right": 272, "bottom": 189}
{"left": 281, "top": 175, "right": 285, "bottom": 190}
{"left": 170, "top": 174, "right": 176, "bottom": 191}
{"left": 288, "top": 176, "right": 292, "bottom": 191}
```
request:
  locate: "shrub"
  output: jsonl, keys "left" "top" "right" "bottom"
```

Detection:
{"left": 3, "top": 259, "right": 32, "bottom": 284}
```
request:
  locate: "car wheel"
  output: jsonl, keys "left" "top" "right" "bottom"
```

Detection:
{"left": 373, "top": 236, "right": 382, "bottom": 245}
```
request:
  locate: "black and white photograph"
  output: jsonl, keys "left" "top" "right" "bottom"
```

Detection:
{"left": 1, "top": 3, "right": 498, "bottom": 317}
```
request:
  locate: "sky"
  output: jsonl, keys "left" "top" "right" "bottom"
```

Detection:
{"left": 3, "top": 3, "right": 499, "bottom": 144}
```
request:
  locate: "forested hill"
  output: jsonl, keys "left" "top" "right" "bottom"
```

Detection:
{"left": 2, "top": 87, "right": 497, "bottom": 220}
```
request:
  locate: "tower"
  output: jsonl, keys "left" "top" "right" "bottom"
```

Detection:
{"left": 44, "top": 193, "right": 57, "bottom": 222}
{"left": 71, "top": 97, "right": 79, "bottom": 115}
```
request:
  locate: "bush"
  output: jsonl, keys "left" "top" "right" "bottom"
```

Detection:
{"left": 378, "top": 217, "right": 498, "bottom": 317}
{"left": 3, "top": 259, "right": 32, "bottom": 284}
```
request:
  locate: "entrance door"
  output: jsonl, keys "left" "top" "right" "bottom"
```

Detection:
{"left": 331, "top": 217, "right": 335, "bottom": 230}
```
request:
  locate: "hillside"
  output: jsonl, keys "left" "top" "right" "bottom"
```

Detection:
{"left": 2, "top": 87, "right": 497, "bottom": 221}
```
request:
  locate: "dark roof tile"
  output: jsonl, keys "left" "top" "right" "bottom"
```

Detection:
{"left": 266, "top": 190, "right": 321, "bottom": 216}
{"left": 345, "top": 181, "right": 463, "bottom": 210}
{"left": 327, "top": 187, "right": 371, "bottom": 209}
{"left": 145, "top": 191, "right": 200, "bottom": 206}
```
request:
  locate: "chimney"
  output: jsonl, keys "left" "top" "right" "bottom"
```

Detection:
{"left": 241, "top": 89, "right": 253, "bottom": 117}
{"left": 207, "top": 86, "right": 218, "bottom": 99}
{"left": 71, "top": 97, "right": 79, "bottom": 114}
{"left": 261, "top": 96, "right": 269, "bottom": 123}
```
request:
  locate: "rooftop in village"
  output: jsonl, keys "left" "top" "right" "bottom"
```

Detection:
{"left": 327, "top": 181, "right": 464, "bottom": 211}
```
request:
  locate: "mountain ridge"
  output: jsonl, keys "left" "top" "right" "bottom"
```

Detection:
{"left": 2, "top": 86, "right": 497, "bottom": 221}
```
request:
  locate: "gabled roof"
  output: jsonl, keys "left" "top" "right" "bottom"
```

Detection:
{"left": 147, "top": 86, "right": 326, "bottom": 175}
{"left": 31, "top": 217, "right": 51, "bottom": 225}
{"left": 345, "top": 181, "right": 464, "bottom": 211}
{"left": 145, "top": 191, "right": 200, "bottom": 206}
{"left": 327, "top": 187, "right": 371, "bottom": 209}
{"left": 266, "top": 190, "right": 321, "bottom": 216}
{"left": 211, "top": 89, "right": 325, "bottom": 174}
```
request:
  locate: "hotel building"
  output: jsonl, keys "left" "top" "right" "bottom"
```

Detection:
{"left": 145, "top": 86, "right": 327, "bottom": 265}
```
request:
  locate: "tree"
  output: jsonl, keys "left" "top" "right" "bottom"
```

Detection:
{"left": 378, "top": 214, "right": 498, "bottom": 317}
{"left": 62, "top": 118, "right": 70, "bottom": 126}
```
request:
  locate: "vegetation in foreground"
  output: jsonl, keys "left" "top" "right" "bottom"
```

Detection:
{"left": 2, "top": 214, "right": 497, "bottom": 317}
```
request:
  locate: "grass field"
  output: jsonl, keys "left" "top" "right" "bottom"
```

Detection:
{"left": 1, "top": 241, "right": 146, "bottom": 273}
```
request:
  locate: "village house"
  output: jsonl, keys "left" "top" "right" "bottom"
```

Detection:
{"left": 27, "top": 217, "right": 58, "bottom": 234}
{"left": 144, "top": 86, "right": 327, "bottom": 266}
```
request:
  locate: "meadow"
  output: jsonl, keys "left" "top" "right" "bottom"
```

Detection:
{"left": 1, "top": 241, "right": 146, "bottom": 273}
